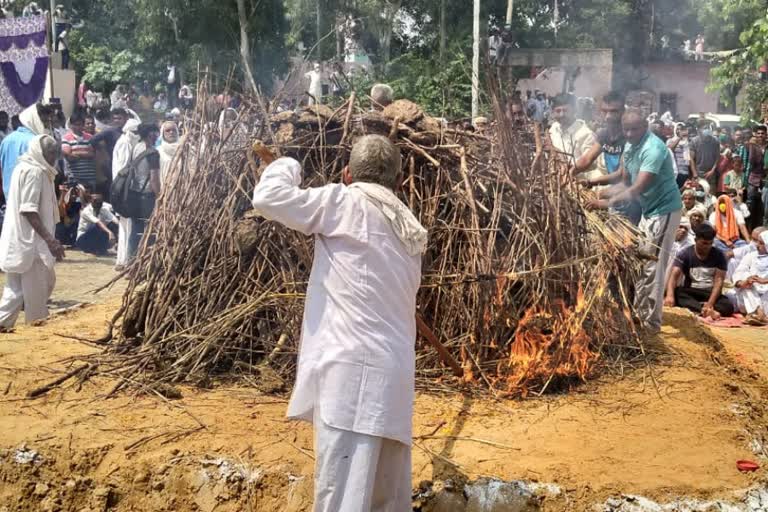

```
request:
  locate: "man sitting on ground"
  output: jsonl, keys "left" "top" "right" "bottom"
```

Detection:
{"left": 76, "top": 193, "right": 117, "bottom": 256}
{"left": 733, "top": 231, "right": 768, "bottom": 325}
{"left": 665, "top": 223, "right": 734, "bottom": 320}
{"left": 251, "top": 134, "right": 425, "bottom": 511}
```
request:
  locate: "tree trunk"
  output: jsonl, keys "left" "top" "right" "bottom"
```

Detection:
{"left": 439, "top": 0, "right": 446, "bottom": 65}
{"left": 236, "top": 0, "right": 259, "bottom": 96}
{"left": 380, "top": 0, "right": 401, "bottom": 66}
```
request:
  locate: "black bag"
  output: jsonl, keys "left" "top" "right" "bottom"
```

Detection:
{"left": 110, "top": 149, "right": 156, "bottom": 219}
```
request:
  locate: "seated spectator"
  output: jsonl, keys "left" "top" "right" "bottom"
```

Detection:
{"left": 75, "top": 193, "right": 117, "bottom": 255}
{"left": 686, "top": 204, "right": 707, "bottom": 232}
{"left": 666, "top": 216, "right": 696, "bottom": 284}
{"left": 733, "top": 231, "right": 768, "bottom": 325}
{"left": 62, "top": 111, "right": 97, "bottom": 191}
{"left": 709, "top": 194, "right": 750, "bottom": 250}
{"left": 681, "top": 188, "right": 697, "bottom": 216}
{"left": 665, "top": 223, "right": 734, "bottom": 320}
{"left": 723, "top": 226, "right": 766, "bottom": 311}
{"left": 722, "top": 155, "right": 746, "bottom": 194}
{"left": 55, "top": 184, "right": 85, "bottom": 246}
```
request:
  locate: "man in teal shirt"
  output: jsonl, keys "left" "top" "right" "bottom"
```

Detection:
{"left": 585, "top": 109, "right": 682, "bottom": 333}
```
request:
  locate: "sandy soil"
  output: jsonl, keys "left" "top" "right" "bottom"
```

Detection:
{"left": 1, "top": 258, "right": 768, "bottom": 511}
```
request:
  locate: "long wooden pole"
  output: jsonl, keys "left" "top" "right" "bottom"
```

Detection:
{"left": 471, "top": 0, "right": 480, "bottom": 121}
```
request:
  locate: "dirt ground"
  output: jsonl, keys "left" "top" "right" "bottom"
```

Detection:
{"left": 1, "top": 254, "right": 768, "bottom": 511}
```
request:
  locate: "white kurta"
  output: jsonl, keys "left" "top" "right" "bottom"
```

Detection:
{"left": 0, "top": 160, "right": 58, "bottom": 326}
{"left": 734, "top": 251, "right": 768, "bottom": 314}
{"left": 251, "top": 157, "right": 422, "bottom": 446}
{"left": 112, "top": 134, "right": 137, "bottom": 267}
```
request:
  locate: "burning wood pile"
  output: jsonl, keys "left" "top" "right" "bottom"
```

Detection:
{"left": 101, "top": 91, "right": 644, "bottom": 398}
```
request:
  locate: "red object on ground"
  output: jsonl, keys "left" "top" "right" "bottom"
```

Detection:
{"left": 737, "top": 460, "right": 760, "bottom": 472}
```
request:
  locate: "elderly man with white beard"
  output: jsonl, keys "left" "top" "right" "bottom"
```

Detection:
{"left": 251, "top": 134, "right": 425, "bottom": 512}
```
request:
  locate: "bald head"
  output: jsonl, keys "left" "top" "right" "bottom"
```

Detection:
{"left": 622, "top": 109, "right": 649, "bottom": 144}
{"left": 752, "top": 226, "right": 766, "bottom": 243}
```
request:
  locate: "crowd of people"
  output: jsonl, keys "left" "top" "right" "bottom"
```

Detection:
{"left": 521, "top": 89, "right": 768, "bottom": 327}
{"left": 0, "top": 73, "right": 202, "bottom": 329}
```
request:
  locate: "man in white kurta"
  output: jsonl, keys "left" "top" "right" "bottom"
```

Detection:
{"left": 734, "top": 231, "right": 768, "bottom": 326}
{"left": 0, "top": 135, "right": 64, "bottom": 328}
{"left": 251, "top": 135, "right": 425, "bottom": 512}
{"left": 112, "top": 119, "right": 140, "bottom": 268}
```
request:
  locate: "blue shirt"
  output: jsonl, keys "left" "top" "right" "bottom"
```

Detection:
{"left": 623, "top": 131, "right": 682, "bottom": 218}
{"left": 0, "top": 127, "right": 35, "bottom": 197}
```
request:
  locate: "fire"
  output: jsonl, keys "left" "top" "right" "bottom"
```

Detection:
{"left": 502, "top": 286, "right": 599, "bottom": 397}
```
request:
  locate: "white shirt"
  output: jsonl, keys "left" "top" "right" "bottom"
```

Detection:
{"left": 0, "top": 164, "right": 57, "bottom": 273}
{"left": 252, "top": 158, "right": 422, "bottom": 445}
{"left": 549, "top": 119, "right": 597, "bottom": 162}
{"left": 734, "top": 250, "right": 768, "bottom": 295}
{"left": 77, "top": 203, "right": 117, "bottom": 240}
{"left": 709, "top": 210, "right": 746, "bottom": 229}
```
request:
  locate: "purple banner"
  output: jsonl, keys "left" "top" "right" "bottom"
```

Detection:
{"left": 0, "top": 57, "right": 48, "bottom": 107}
{"left": 0, "top": 31, "right": 46, "bottom": 52}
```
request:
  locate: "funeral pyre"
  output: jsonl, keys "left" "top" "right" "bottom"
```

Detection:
{"left": 98, "top": 91, "right": 644, "bottom": 398}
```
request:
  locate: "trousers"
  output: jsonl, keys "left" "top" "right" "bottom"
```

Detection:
{"left": 636, "top": 210, "right": 681, "bottom": 332}
{"left": 0, "top": 259, "right": 56, "bottom": 328}
{"left": 739, "top": 286, "right": 768, "bottom": 315}
{"left": 312, "top": 408, "right": 411, "bottom": 512}
{"left": 116, "top": 216, "right": 132, "bottom": 266}
{"left": 674, "top": 286, "right": 735, "bottom": 316}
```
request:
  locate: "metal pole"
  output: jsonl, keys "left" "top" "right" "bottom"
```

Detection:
{"left": 505, "top": 0, "right": 513, "bottom": 26}
{"left": 471, "top": 0, "right": 480, "bottom": 121}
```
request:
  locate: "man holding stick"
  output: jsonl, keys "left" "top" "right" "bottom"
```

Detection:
{"left": 585, "top": 109, "right": 682, "bottom": 333}
{"left": 251, "top": 134, "right": 426, "bottom": 511}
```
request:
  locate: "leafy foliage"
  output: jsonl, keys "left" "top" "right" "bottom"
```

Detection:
{"left": 707, "top": 7, "right": 768, "bottom": 121}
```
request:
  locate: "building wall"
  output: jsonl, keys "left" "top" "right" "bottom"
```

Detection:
{"left": 632, "top": 62, "right": 721, "bottom": 117}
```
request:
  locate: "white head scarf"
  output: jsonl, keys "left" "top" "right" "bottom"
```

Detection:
{"left": 17, "top": 134, "right": 58, "bottom": 181}
{"left": 18, "top": 104, "right": 48, "bottom": 136}
{"left": 158, "top": 121, "right": 180, "bottom": 187}
{"left": 761, "top": 231, "right": 768, "bottom": 246}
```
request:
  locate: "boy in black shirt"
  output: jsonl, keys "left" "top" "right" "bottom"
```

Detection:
{"left": 664, "top": 223, "right": 734, "bottom": 319}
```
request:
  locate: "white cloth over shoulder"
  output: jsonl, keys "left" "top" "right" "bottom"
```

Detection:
{"left": 347, "top": 182, "right": 426, "bottom": 256}
{"left": 112, "top": 119, "right": 141, "bottom": 179}
{"left": 0, "top": 135, "right": 59, "bottom": 273}
{"left": 252, "top": 157, "right": 422, "bottom": 445}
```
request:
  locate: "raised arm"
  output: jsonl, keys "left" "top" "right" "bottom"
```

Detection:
{"left": 571, "top": 141, "right": 602, "bottom": 176}
{"left": 252, "top": 157, "right": 348, "bottom": 236}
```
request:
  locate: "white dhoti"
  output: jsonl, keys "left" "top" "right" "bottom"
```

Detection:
{"left": 636, "top": 210, "right": 681, "bottom": 332}
{"left": 740, "top": 284, "right": 768, "bottom": 315}
{"left": 0, "top": 258, "right": 56, "bottom": 327}
{"left": 312, "top": 408, "right": 411, "bottom": 512}
{"left": 116, "top": 216, "right": 132, "bottom": 266}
